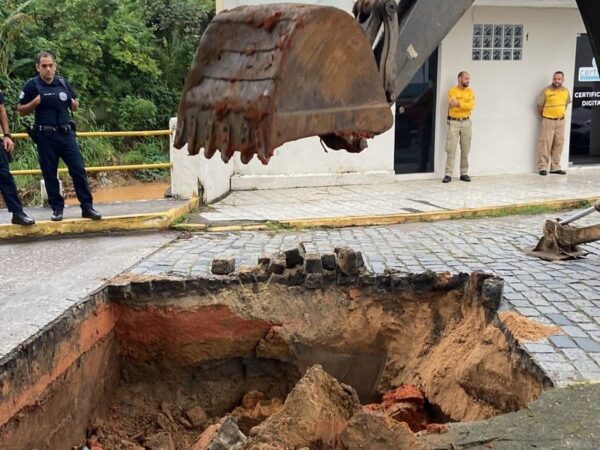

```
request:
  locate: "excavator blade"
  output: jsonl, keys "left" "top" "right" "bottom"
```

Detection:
{"left": 174, "top": 4, "right": 393, "bottom": 165}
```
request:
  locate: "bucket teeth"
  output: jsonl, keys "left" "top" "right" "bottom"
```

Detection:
{"left": 204, "top": 118, "right": 216, "bottom": 159}
{"left": 174, "top": 4, "right": 393, "bottom": 164}
{"left": 186, "top": 112, "right": 199, "bottom": 155}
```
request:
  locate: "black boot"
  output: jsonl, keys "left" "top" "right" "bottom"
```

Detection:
{"left": 11, "top": 211, "right": 35, "bottom": 226}
{"left": 82, "top": 208, "right": 102, "bottom": 220}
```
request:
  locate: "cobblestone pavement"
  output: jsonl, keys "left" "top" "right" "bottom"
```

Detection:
{"left": 197, "top": 169, "right": 600, "bottom": 223}
{"left": 130, "top": 212, "right": 600, "bottom": 387}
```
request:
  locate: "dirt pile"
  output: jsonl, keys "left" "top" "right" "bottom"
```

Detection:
{"left": 243, "top": 365, "right": 360, "bottom": 449}
{"left": 499, "top": 311, "right": 563, "bottom": 341}
{"left": 340, "top": 411, "right": 415, "bottom": 450}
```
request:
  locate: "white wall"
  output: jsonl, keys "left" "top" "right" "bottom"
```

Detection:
{"left": 169, "top": 118, "right": 234, "bottom": 203}
{"left": 435, "top": 5, "right": 585, "bottom": 176}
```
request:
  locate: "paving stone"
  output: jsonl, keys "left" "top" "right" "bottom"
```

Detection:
{"left": 561, "top": 326, "right": 589, "bottom": 338}
{"left": 545, "top": 314, "right": 573, "bottom": 326}
{"left": 563, "top": 312, "right": 592, "bottom": 323}
{"left": 549, "top": 336, "right": 578, "bottom": 348}
{"left": 573, "top": 337, "right": 600, "bottom": 352}
{"left": 522, "top": 342, "right": 555, "bottom": 353}
{"left": 515, "top": 307, "right": 541, "bottom": 317}
{"left": 538, "top": 360, "right": 577, "bottom": 373}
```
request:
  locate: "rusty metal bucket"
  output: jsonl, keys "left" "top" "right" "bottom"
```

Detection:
{"left": 526, "top": 201, "right": 600, "bottom": 261}
{"left": 174, "top": 4, "right": 393, "bottom": 165}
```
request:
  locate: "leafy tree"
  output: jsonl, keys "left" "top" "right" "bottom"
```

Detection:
{"left": 0, "top": 0, "right": 215, "bottom": 184}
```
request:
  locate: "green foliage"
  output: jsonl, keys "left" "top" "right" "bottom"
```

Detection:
{"left": 0, "top": 0, "right": 215, "bottom": 199}
{"left": 0, "top": 0, "right": 215, "bottom": 131}
{"left": 78, "top": 137, "right": 118, "bottom": 168}
{"left": 116, "top": 96, "right": 158, "bottom": 131}
{"left": 124, "top": 139, "right": 169, "bottom": 181}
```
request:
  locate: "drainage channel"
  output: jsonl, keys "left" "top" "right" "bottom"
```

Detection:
{"left": 0, "top": 247, "right": 552, "bottom": 450}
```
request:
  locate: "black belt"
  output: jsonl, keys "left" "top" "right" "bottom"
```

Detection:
{"left": 543, "top": 116, "right": 564, "bottom": 120}
{"left": 36, "top": 124, "right": 72, "bottom": 134}
{"left": 448, "top": 117, "right": 470, "bottom": 121}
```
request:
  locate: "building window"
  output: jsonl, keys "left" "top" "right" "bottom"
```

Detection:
{"left": 472, "top": 24, "right": 523, "bottom": 61}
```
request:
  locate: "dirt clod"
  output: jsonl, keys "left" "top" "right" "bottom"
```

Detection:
{"left": 184, "top": 406, "right": 208, "bottom": 428}
{"left": 231, "top": 391, "right": 284, "bottom": 435}
{"left": 244, "top": 365, "right": 360, "bottom": 449}
{"left": 340, "top": 411, "right": 415, "bottom": 450}
{"left": 365, "top": 385, "right": 430, "bottom": 432}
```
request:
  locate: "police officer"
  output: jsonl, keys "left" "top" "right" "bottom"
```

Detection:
{"left": 17, "top": 51, "right": 101, "bottom": 221}
{"left": 0, "top": 89, "right": 35, "bottom": 226}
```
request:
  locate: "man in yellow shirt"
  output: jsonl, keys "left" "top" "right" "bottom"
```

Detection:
{"left": 536, "top": 71, "right": 571, "bottom": 175}
{"left": 443, "top": 71, "right": 475, "bottom": 183}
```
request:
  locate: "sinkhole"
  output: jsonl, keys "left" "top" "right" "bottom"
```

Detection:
{"left": 0, "top": 248, "right": 552, "bottom": 450}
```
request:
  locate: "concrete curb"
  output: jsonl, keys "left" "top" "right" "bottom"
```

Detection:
{"left": 0, "top": 198, "right": 199, "bottom": 240}
{"left": 173, "top": 197, "right": 596, "bottom": 232}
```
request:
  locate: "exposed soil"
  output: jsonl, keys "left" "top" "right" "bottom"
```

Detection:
{"left": 499, "top": 311, "right": 563, "bottom": 341}
{"left": 82, "top": 279, "right": 541, "bottom": 449}
{"left": 1, "top": 267, "right": 545, "bottom": 450}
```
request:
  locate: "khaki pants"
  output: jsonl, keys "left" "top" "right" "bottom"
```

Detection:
{"left": 444, "top": 119, "right": 472, "bottom": 176}
{"left": 537, "top": 118, "right": 565, "bottom": 171}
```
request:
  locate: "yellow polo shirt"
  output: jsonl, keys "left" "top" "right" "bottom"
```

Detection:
{"left": 537, "top": 86, "right": 571, "bottom": 119}
{"left": 448, "top": 86, "right": 475, "bottom": 119}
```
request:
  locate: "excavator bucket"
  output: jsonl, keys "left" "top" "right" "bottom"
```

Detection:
{"left": 527, "top": 201, "right": 600, "bottom": 261}
{"left": 174, "top": 4, "right": 393, "bottom": 165}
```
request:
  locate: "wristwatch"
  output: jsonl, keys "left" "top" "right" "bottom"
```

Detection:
{"left": 3, "top": 133, "right": 11, "bottom": 138}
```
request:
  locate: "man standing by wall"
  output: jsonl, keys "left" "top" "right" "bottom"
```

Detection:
{"left": 443, "top": 71, "right": 475, "bottom": 183}
{"left": 0, "top": 89, "right": 35, "bottom": 226}
{"left": 17, "top": 51, "right": 101, "bottom": 221}
{"left": 536, "top": 71, "right": 571, "bottom": 176}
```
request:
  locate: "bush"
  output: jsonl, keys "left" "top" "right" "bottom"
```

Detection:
{"left": 115, "top": 96, "right": 158, "bottom": 131}
{"left": 126, "top": 139, "right": 168, "bottom": 181}
{"left": 79, "top": 137, "right": 118, "bottom": 167}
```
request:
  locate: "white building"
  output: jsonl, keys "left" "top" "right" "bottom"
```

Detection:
{"left": 171, "top": 0, "right": 599, "bottom": 203}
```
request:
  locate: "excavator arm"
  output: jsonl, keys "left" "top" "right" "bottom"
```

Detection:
{"left": 175, "top": 0, "right": 600, "bottom": 166}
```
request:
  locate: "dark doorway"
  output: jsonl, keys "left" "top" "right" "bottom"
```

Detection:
{"left": 394, "top": 49, "right": 438, "bottom": 174}
{"left": 570, "top": 34, "right": 600, "bottom": 165}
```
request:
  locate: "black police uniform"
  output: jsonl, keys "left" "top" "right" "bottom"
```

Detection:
{"left": 0, "top": 90, "right": 26, "bottom": 215}
{"left": 19, "top": 75, "right": 94, "bottom": 213}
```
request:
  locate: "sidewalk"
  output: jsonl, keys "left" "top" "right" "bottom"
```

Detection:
{"left": 187, "top": 169, "right": 600, "bottom": 228}
{"left": 0, "top": 198, "right": 196, "bottom": 239}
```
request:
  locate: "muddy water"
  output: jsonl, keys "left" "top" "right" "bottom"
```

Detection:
{"left": 65, "top": 181, "right": 169, "bottom": 205}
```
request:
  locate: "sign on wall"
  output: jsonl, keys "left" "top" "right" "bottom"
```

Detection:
{"left": 570, "top": 34, "right": 600, "bottom": 164}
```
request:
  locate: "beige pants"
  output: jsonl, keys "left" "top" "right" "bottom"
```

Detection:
{"left": 444, "top": 119, "right": 472, "bottom": 176}
{"left": 537, "top": 118, "right": 565, "bottom": 171}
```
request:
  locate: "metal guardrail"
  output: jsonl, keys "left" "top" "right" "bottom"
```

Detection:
{"left": 12, "top": 129, "right": 172, "bottom": 139}
{"left": 10, "top": 129, "right": 173, "bottom": 176}
{"left": 11, "top": 163, "right": 172, "bottom": 176}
